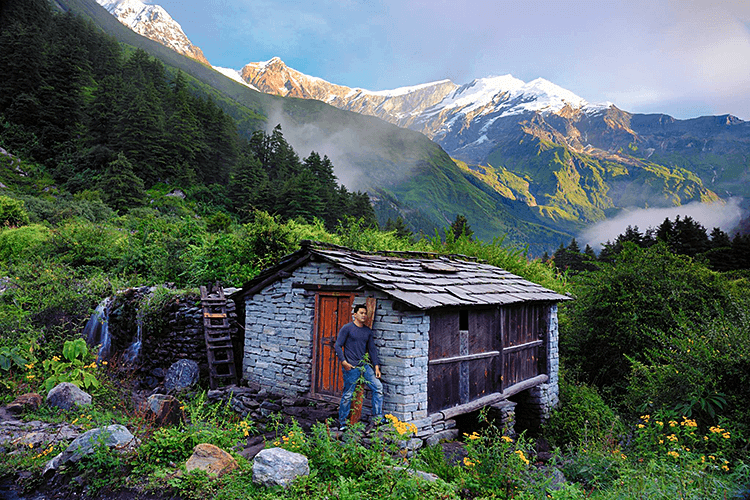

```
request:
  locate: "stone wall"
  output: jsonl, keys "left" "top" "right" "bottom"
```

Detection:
{"left": 107, "top": 289, "right": 239, "bottom": 388}
{"left": 242, "top": 261, "right": 432, "bottom": 427}
{"left": 514, "top": 304, "right": 560, "bottom": 431}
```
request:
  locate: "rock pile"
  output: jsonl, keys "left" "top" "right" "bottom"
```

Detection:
{"left": 206, "top": 383, "right": 338, "bottom": 430}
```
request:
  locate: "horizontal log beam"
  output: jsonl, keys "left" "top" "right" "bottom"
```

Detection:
{"left": 428, "top": 351, "right": 500, "bottom": 365}
{"left": 502, "top": 340, "right": 543, "bottom": 355}
{"left": 432, "top": 374, "right": 549, "bottom": 421}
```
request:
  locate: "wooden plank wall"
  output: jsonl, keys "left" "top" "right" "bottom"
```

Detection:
{"left": 500, "top": 304, "right": 548, "bottom": 389}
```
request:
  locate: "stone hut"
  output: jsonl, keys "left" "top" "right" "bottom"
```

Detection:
{"left": 233, "top": 241, "right": 570, "bottom": 439}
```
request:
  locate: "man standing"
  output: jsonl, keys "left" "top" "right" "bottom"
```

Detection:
{"left": 334, "top": 303, "right": 384, "bottom": 430}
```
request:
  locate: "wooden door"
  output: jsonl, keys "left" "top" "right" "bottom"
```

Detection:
{"left": 313, "top": 293, "right": 354, "bottom": 397}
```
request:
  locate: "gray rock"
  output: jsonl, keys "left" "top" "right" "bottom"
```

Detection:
{"left": 425, "top": 428, "right": 459, "bottom": 447}
{"left": 387, "top": 466, "right": 440, "bottom": 482}
{"left": 145, "top": 394, "right": 184, "bottom": 426}
{"left": 252, "top": 447, "right": 309, "bottom": 488}
{"left": 163, "top": 359, "right": 200, "bottom": 393}
{"left": 46, "top": 383, "right": 92, "bottom": 411}
{"left": 43, "top": 424, "right": 138, "bottom": 475}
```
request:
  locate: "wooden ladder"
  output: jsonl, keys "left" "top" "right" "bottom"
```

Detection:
{"left": 200, "top": 284, "right": 237, "bottom": 389}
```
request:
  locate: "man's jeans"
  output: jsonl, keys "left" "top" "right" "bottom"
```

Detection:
{"left": 338, "top": 364, "right": 383, "bottom": 427}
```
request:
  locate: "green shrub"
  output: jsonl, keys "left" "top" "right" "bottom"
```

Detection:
{"left": 0, "top": 224, "right": 51, "bottom": 262}
{"left": 48, "top": 220, "right": 125, "bottom": 270}
{"left": 627, "top": 306, "right": 750, "bottom": 432}
{"left": 543, "top": 374, "right": 623, "bottom": 448}
{"left": 0, "top": 196, "right": 29, "bottom": 227}
{"left": 562, "top": 242, "right": 735, "bottom": 399}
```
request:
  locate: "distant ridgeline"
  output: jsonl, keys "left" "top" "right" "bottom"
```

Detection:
{"left": 0, "top": 0, "right": 374, "bottom": 228}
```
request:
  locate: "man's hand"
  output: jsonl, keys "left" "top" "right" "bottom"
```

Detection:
{"left": 342, "top": 360, "right": 354, "bottom": 371}
{"left": 375, "top": 365, "right": 381, "bottom": 378}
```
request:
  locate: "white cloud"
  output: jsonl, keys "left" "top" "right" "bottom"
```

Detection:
{"left": 579, "top": 198, "right": 744, "bottom": 250}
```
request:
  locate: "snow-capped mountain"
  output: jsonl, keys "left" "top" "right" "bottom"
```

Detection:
{"left": 96, "top": 0, "right": 209, "bottom": 65}
{"left": 239, "top": 57, "right": 458, "bottom": 130}
{"left": 235, "top": 57, "right": 614, "bottom": 164}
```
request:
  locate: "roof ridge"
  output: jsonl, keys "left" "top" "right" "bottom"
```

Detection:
{"left": 300, "top": 239, "right": 481, "bottom": 263}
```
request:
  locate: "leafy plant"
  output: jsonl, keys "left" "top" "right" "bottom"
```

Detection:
{"left": 0, "top": 345, "right": 27, "bottom": 372}
{"left": 42, "top": 338, "right": 101, "bottom": 391}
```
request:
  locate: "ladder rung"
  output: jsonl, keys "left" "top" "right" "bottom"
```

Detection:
{"left": 210, "top": 359, "right": 234, "bottom": 365}
{"left": 204, "top": 313, "right": 227, "bottom": 318}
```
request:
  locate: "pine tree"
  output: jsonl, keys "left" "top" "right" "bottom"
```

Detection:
{"left": 450, "top": 214, "right": 474, "bottom": 240}
{"left": 98, "top": 153, "right": 146, "bottom": 213}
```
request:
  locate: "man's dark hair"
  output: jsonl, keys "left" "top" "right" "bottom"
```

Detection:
{"left": 353, "top": 304, "right": 367, "bottom": 314}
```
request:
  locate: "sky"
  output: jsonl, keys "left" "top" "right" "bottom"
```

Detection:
{"left": 149, "top": 0, "right": 750, "bottom": 120}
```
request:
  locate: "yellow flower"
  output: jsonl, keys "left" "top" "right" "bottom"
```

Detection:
{"left": 722, "top": 465, "right": 729, "bottom": 471}
{"left": 501, "top": 436, "right": 513, "bottom": 443}
{"left": 723, "top": 432, "right": 731, "bottom": 439}
{"left": 52, "top": 356, "right": 60, "bottom": 362}
{"left": 463, "top": 457, "right": 475, "bottom": 467}
{"left": 514, "top": 450, "right": 529, "bottom": 465}
{"left": 24, "top": 363, "right": 34, "bottom": 370}
{"left": 637, "top": 424, "right": 645, "bottom": 429}
{"left": 26, "top": 374, "right": 35, "bottom": 380}
{"left": 668, "top": 420, "right": 678, "bottom": 428}
{"left": 667, "top": 451, "right": 679, "bottom": 458}
{"left": 709, "top": 455, "right": 716, "bottom": 461}
{"left": 667, "top": 434, "right": 678, "bottom": 442}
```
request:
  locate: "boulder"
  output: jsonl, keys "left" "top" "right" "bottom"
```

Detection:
{"left": 163, "top": 359, "right": 200, "bottom": 394}
{"left": 44, "top": 424, "right": 138, "bottom": 475}
{"left": 46, "top": 383, "right": 92, "bottom": 411}
{"left": 145, "top": 394, "right": 184, "bottom": 426}
{"left": 425, "top": 428, "right": 459, "bottom": 447}
{"left": 252, "top": 447, "right": 309, "bottom": 488}
{"left": 6, "top": 393, "right": 42, "bottom": 415}
{"left": 185, "top": 443, "right": 238, "bottom": 477}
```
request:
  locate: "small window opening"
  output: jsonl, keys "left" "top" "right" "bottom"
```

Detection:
{"left": 459, "top": 309, "right": 469, "bottom": 331}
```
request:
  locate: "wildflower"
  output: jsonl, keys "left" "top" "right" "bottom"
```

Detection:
{"left": 514, "top": 450, "right": 529, "bottom": 465}
{"left": 26, "top": 375, "right": 35, "bottom": 380}
{"left": 501, "top": 436, "right": 513, "bottom": 443}
{"left": 722, "top": 432, "right": 730, "bottom": 439}
{"left": 641, "top": 415, "right": 651, "bottom": 422}
{"left": 463, "top": 457, "right": 475, "bottom": 467}
{"left": 709, "top": 455, "right": 716, "bottom": 461}
{"left": 655, "top": 421, "right": 663, "bottom": 427}
{"left": 637, "top": 424, "right": 645, "bottom": 429}
{"left": 667, "top": 434, "right": 678, "bottom": 442}
{"left": 24, "top": 363, "right": 34, "bottom": 370}
{"left": 52, "top": 356, "right": 60, "bottom": 362}
{"left": 667, "top": 451, "right": 679, "bottom": 458}
{"left": 722, "top": 465, "right": 729, "bottom": 471}
{"left": 668, "top": 420, "right": 678, "bottom": 428}
{"left": 681, "top": 417, "right": 697, "bottom": 427}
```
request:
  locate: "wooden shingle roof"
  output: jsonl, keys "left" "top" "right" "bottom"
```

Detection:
{"left": 235, "top": 241, "right": 570, "bottom": 309}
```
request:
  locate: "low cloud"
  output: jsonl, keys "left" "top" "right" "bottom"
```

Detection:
{"left": 579, "top": 198, "right": 744, "bottom": 250}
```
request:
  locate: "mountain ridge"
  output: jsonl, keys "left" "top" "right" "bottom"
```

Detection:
{"left": 96, "top": 0, "right": 209, "bottom": 65}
